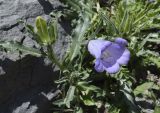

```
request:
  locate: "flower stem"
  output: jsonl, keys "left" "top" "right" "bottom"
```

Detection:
{"left": 47, "top": 44, "right": 63, "bottom": 71}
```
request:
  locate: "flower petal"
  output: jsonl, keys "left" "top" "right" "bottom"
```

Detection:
{"left": 88, "top": 38, "right": 130, "bottom": 74}
{"left": 94, "top": 59, "right": 104, "bottom": 72}
{"left": 105, "top": 43, "right": 125, "bottom": 60}
{"left": 101, "top": 57, "right": 116, "bottom": 68}
{"left": 101, "top": 57, "right": 119, "bottom": 73}
{"left": 115, "top": 38, "right": 128, "bottom": 46}
{"left": 117, "top": 48, "right": 130, "bottom": 65}
{"left": 105, "top": 63, "right": 120, "bottom": 74}
{"left": 88, "top": 40, "right": 111, "bottom": 58}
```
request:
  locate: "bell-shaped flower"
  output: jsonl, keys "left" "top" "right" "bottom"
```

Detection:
{"left": 88, "top": 38, "right": 130, "bottom": 74}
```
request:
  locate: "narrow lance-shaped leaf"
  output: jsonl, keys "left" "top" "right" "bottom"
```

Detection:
{"left": 147, "top": 39, "right": 160, "bottom": 43}
{"left": 134, "top": 82, "right": 154, "bottom": 96}
{"left": 25, "top": 24, "right": 42, "bottom": 44}
{"left": 64, "top": 86, "right": 76, "bottom": 108}
{"left": 68, "top": 14, "right": 90, "bottom": 61}
{"left": 99, "top": 11, "right": 119, "bottom": 35}
{"left": 65, "top": 0, "right": 81, "bottom": 11}
{"left": 80, "top": 95, "right": 95, "bottom": 106}
{"left": 123, "top": 11, "right": 131, "bottom": 34}
{"left": 25, "top": 24, "right": 34, "bottom": 35}
{"left": 48, "top": 19, "right": 57, "bottom": 43}
{"left": 138, "top": 34, "right": 151, "bottom": 50}
{"left": 53, "top": 99, "right": 65, "bottom": 107}
{"left": 0, "top": 41, "right": 42, "bottom": 57}
{"left": 119, "top": 10, "right": 128, "bottom": 32}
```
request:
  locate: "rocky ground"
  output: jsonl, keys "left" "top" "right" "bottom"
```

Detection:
{"left": 0, "top": 0, "right": 69, "bottom": 113}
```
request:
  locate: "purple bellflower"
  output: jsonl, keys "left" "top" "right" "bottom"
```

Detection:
{"left": 88, "top": 38, "right": 130, "bottom": 74}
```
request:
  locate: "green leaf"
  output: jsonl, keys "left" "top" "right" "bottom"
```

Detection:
{"left": 99, "top": 11, "right": 119, "bottom": 35}
{"left": 0, "top": 41, "right": 42, "bottom": 57}
{"left": 25, "top": 24, "right": 42, "bottom": 44}
{"left": 110, "top": 0, "right": 160, "bottom": 37}
{"left": 142, "top": 50, "right": 160, "bottom": 68}
{"left": 148, "top": 56, "right": 160, "bottom": 68}
{"left": 35, "top": 16, "right": 50, "bottom": 45}
{"left": 63, "top": 0, "right": 94, "bottom": 15}
{"left": 54, "top": 77, "right": 68, "bottom": 84}
{"left": 147, "top": 39, "right": 160, "bottom": 43}
{"left": 80, "top": 95, "right": 95, "bottom": 106}
{"left": 48, "top": 19, "right": 57, "bottom": 43}
{"left": 134, "top": 82, "right": 154, "bottom": 96}
{"left": 120, "top": 83, "right": 140, "bottom": 113}
{"left": 76, "top": 107, "right": 83, "bottom": 113}
{"left": 25, "top": 24, "right": 35, "bottom": 35}
{"left": 138, "top": 34, "right": 151, "bottom": 50}
{"left": 119, "top": 10, "right": 128, "bottom": 32}
{"left": 68, "top": 14, "right": 90, "bottom": 61}
{"left": 65, "top": 0, "right": 81, "bottom": 11}
{"left": 152, "top": 84, "right": 160, "bottom": 90}
{"left": 53, "top": 99, "right": 65, "bottom": 107}
{"left": 154, "top": 106, "right": 160, "bottom": 113}
{"left": 77, "top": 81, "right": 100, "bottom": 92}
{"left": 64, "top": 86, "right": 76, "bottom": 108}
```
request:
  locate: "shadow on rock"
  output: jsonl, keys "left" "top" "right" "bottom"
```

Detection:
{"left": 38, "top": 0, "right": 54, "bottom": 14}
{"left": 0, "top": 55, "right": 59, "bottom": 113}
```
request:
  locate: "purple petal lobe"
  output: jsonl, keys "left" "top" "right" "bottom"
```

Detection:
{"left": 94, "top": 59, "right": 104, "bottom": 72}
{"left": 117, "top": 48, "right": 130, "bottom": 65}
{"left": 101, "top": 57, "right": 116, "bottom": 68}
{"left": 104, "top": 43, "right": 125, "bottom": 60}
{"left": 115, "top": 38, "right": 128, "bottom": 46}
{"left": 105, "top": 63, "right": 120, "bottom": 74}
{"left": 88, "top": 40, "right": 111, "bottom": 58}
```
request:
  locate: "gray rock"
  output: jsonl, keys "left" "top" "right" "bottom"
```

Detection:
{"left": 0, "top": 0, "right": 70, "bottom": 113}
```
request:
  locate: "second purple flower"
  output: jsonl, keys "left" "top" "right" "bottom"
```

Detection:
{"left": 88, "top": 38, "right": 130, "bottom": 74}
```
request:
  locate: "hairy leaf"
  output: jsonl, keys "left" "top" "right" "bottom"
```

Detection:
{"left": 35, "top": 16, "right": 51, "bottom": 45}
{"left": 0, "top": 41, "right": 42, "bottom": 57}
{"left": 134, "top": 82, "right": 154, "bottom": 96}
{"left": 64, "top": 86, "right": 76, "bottom": 108}
{"left": 68, "top": 14, "right": 90, "bottom": 61}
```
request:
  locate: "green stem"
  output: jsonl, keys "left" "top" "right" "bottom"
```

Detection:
{"left": 47, "top": 44, "right": 63, "bottom": 71}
